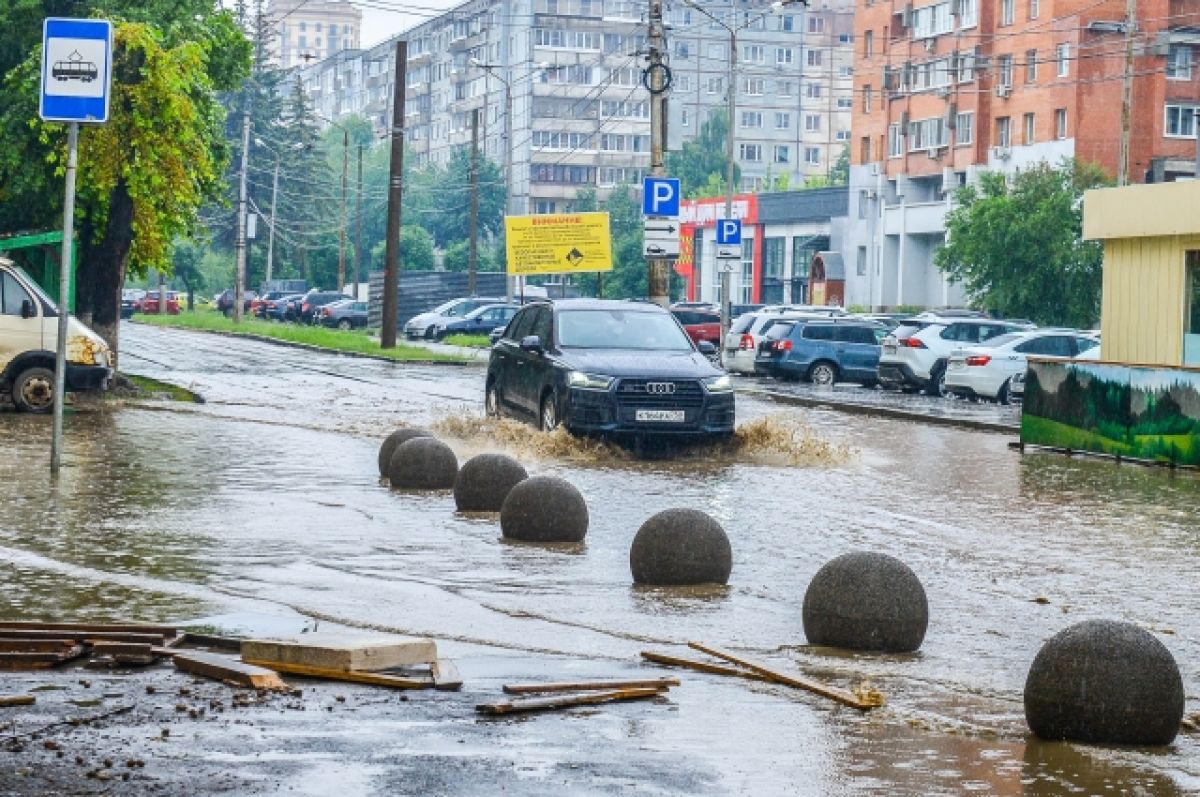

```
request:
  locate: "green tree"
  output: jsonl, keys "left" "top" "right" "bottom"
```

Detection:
{"left": 667, "top": 110, "right": 739, "bottom": 199}
{"left": 442, "top": 239, "right": 499, "bottom": 273}
{"left": 370, "top": 225, "right": 435, "bottom": 272}
{"left": 935, "top": 159, "right": 1110, "bottom": 327}
{"left": 828, "top": 144, "right": 850, "bottom": 186}
{"left": 171, "top": 238, "right": 206, "bottom": 309}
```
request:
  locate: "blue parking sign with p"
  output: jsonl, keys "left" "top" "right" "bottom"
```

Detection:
{"left": 642, "top": 177, "right": 680, "bottom": 217}
{"left": 40, "top": 18, "right": 113, "bottom": 124}
{"left": 716, "top": 218, "right": 742, "bottom": 245}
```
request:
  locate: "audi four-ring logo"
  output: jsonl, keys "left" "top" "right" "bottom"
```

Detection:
{"left": 644, "top": 382, "right": 676, "bottom": 395}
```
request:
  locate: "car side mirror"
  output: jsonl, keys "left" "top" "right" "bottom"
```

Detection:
{"left": 697, "top": 340, "right": 717, "bottom": 355}
{"left": 20, "top": 299, "right": 35, "bottom": 319}
{"left": 519, "top": 335, "right": 543, "bottom": 354}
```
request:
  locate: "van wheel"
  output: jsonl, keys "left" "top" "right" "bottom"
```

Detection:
{"left": 337, "top": 319, "right": 352, "bottom": 331}
{"left": 808, "top": 362, "right": 838, "bottom": 386}
{"left": 540, "top": 391, "right": 559, "bottom": 432}
{"left": 13, "top": 367, "right": 55, "bottom": 414}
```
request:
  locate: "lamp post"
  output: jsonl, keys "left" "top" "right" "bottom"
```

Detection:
{"left": 684, "top": 0, "right": 801, "bottom": 352}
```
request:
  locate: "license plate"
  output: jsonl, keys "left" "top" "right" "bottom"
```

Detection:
{"left": 635, "top": 409, "right": 685, "bottom": 423}
{"left": 883, "top": 344, "right": 897, "bottom": 355}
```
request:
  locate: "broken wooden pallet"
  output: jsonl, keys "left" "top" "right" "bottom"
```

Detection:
{"left": 0, "top": 622, "right": 177, "bottom": 637}
{"left": 0, "top": 645, "right": 86, "bottom": 671}
{"left": 0, "top": 630, "right": 167, "bottom": 646}
{"left": 477, "top": 687, "right": 667, "bottom": 716}
{"left": 89, "top": 641, "right": 158, "bottom": 666}
{"left": 173, "top": 652, "right": 289, "bottom": 691}
{"left": 241, "top": 658, "right": 463, "bottom": 691}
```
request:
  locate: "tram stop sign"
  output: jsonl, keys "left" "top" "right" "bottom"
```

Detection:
{"left": 40, "top": 18, "right": 113, "bottom": 124}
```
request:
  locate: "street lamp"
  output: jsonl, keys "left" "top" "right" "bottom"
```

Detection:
{"left": 253, "top": 137, "right": 305, "bottom": 285}
{"left": 683, "top": 0, "right": 802, "bottom": 354}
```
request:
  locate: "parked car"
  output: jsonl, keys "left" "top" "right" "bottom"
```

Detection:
{"left": 405, "top": 296, "right": 505, "bottom": 340}
{"left": 755, "top": 318, "right": 884, "bottom": 385}
{"left": 760, "top": 304, "right": 848, "bottom": 317}
{"left": 319, "top": 299, "right": 369, "bottom": 330}
{"left": 671, "top": 307, "right": 722, "bottom": 346}
{"left": 485, "top": 299, "right": 734, "bottom": 440}
{"left": 252, "top": 291, "right": 292, "bottom": 319}
{"left": 1, "top": 257, "right": 112, "bottom": 412}
{"left": 120, "top": 289, "right": 145, "bottom": 319}
{"left": 436, "top": 303, "right": 519, "bottom": 340}
{"left": 853, "top": 312, "right": 912, "bottom": 330}
{"left": 216, "top": 289, "right": 256, "bottom": 316}
{"left": 298, "top": 290, "right": 354, "bottom": 325}
{"left": 263, "top": 293, "right": 303, "bottom": 322}
{"left": 138, "top": 291, "right": 181, "bottom": 315}
{"left": 946, "top": 329, "right": 1100, "bottom": 403}
{"left": 877, "top": 314, "right": 1034, "bottom": 396}
{"left": 722, "top": 310, "right": 832, "bottom": 375}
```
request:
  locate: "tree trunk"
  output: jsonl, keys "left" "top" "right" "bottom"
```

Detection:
{"left": 77, "top": 179, "right": 133, "bottom": 369}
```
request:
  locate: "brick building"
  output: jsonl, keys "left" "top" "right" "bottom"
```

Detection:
{"left": 845, "top": 0, "right": 1200, "bottom": 311}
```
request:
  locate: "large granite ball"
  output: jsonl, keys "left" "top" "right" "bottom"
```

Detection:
{"left": 629, "top": 509, "right": 732, "bottom": 586}
{"left": 500, "top": 476, "right": 588, "bottom": 542}
{"left": 388, "top": 437, "right": 458, "bottom": 490}
{"left": 1024, "top": 620, "right": 1184, "bottom": 745}
{"left": 802, "top": 552, "right": 928, "bottom": 653}
{"left": 378, "top": 427, "right": 433, "bottom": 476}
{"left": 454, "top": 454, "right": 528, "bottom": 512}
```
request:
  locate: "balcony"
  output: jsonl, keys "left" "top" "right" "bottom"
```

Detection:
{"left": 882, "top": 199, "right": 950, "bottom": 236}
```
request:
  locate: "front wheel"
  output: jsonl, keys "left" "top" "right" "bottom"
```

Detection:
{"left": 485, "top": 380, "right": 502, "bottom": 418}
{"left": 13, "top": 366, "right": 55, "bottom": 414}
{"left": 337, "top": 319, "right": 352, "bottom": 331}
{"left": 808, "top": 362, "right": 837, "bottom": 386}
{"left": 540, "top": 391, "right": 559, "bottom": 432}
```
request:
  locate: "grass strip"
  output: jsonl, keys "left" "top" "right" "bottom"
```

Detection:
{"left": 135, "top": 312, "right": 468, "bottom": 363}
{"left": 441, "top": 334, "right": 491, "bottom": 348}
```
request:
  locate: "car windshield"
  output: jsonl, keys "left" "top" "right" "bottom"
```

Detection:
{"left": 978, "top": 332, "right": 1024, "bottom": 348}
{"left": 12, "top": 266, "right": 57, "bottom": 311}
{"left": 557, "top": 309, "right": 694, "bottom": 351}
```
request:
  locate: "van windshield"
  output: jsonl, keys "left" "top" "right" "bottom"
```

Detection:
{"left": 11, "top": 265, "right": 57, "bottom": 313}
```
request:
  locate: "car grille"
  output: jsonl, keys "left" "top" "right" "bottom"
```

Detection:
{"left": 616, "top": 379, "right": 705, "bottom": 408}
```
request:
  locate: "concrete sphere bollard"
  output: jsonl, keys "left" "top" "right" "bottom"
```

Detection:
{"left": 453, "top": 453, "right": 528, "bottom": 512}
{"left": 388, "top": 437, "right": 458, "bottom": 490}
{"left": 1024, "top": 620, "right": 1184, "bottom": 746}
{"left": 500, "top": 476, "right": 588, "bottom": 542}
{"left": 802, "top": 552, "right": 928, "bottom": 653}
{"left": 629, "top": 509, "right": 732, "bottom": 586}
{"left": 378, "top": 427, "right": 433, "bottom": 477}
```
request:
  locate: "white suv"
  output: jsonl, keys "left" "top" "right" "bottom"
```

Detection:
{"left": 877, "top": 314, "right": 1031, "bottom": 396}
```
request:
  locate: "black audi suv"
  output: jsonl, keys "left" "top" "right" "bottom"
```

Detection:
{"left": 485, "top": 299, "right": 735, "bottom": 440}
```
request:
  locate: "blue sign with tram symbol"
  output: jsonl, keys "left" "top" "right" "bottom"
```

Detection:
{"left": 40, "top": 18, "right": 113, "bottom": 123}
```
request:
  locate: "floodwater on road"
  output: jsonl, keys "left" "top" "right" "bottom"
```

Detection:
{"left": 1, "top": 323, "right": 1197, "bottom": 795}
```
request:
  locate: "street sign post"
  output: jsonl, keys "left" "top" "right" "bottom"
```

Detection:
{"left": 642, "top": 177, "right": 681, "bottom": 218}
{"left": 643, "top": 220, "right": 680, "bottom": 259}
{"left": 715, "top": 218, "right": 742, "bottom": 262}
{"left": 40, "top": 17, "right": 112, "bottom": 475}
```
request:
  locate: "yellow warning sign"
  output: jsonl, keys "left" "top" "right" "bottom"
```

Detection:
{"left": 504, "top": 213, "right": 613, "bottom": 275}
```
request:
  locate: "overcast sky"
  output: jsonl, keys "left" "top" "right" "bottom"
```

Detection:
{"left": 356, "top": 1, "right": 462, "bottom": 47}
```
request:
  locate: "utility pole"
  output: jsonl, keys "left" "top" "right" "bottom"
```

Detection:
{"left": 646, "top": 0, "right": 670, "bottom": 307}
{"left": 721, "top": 26, "right": 736, "bottom": 347}
{"left": 355, "top": 143, "right": 364, "bottom": 300}
{"left": 266, "top": 157, "right": 279, "bottom": 283}
{"left": 381, "top": 39, "right": 407, "bottom": 349}
{"left": 469, "top": 108, "right": 480, "bottom": 296}
{"left": 1117, "top": 0, "right": 1136, "bottom": 186}
{"left": 234, "top": 103, "right": 251, "bottom": 323}
{"left": 337, "top": 128, "right": 348, "bottom": 294}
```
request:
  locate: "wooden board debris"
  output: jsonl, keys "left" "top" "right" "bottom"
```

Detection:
{"left": 431, "top": 659, "right": 463, "bottom": 691}
{"left": 180, "top": 632, "right": 243, "bottom": 651}
{"left": 0, "top": 630, "right": 166, "bottom": 646}
{"left": 90, "top": 641, "right": 158, "bottom": 666}
{"left": 687, "top": 642, "right": 883, "bottom": 711}
{"left": 477, "top": 687, "right": 666, "bottom": 716}
{"left": 641, "top": 651, "right": 770, "bottom": 682}
{"left": 0, "top": 695, "right": 36, "bottom": 707}
{"left": 0, "top": 646, "right": 86, "bottom": 670}
{"left": 241, "top": 659, "right": 441, "bottom": 690}
{"left": 503, "top": 677, "right": 681, "bottom": 695}
{"left": 0, "top": 622, "right": 177, "bottom": 637}
{"left": 0, "top": 639, "right": 81, "bottom": 653}
{"left": 173, "top": 652, "right": 289, "bottom": 691}
{"left": 241, "top": 633, "right": 437, "bottom": 673}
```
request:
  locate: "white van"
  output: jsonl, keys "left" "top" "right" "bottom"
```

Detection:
{"left": 0, "top": 257, "right": 112, "bottom": 413}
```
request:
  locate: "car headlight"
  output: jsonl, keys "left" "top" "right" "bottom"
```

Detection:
{"left": 568, "top": 371, "right": 614, "bottom": 390}
{"left": 704, "top": 375, "right": 734, "bottom": 392}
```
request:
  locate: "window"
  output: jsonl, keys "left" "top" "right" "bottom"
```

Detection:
{"left": 807, "top": 50, "right": 823, "bottom": 67}
{"left": 708, "top": 44, "right": 726, "bottom": 61}
{"left": 1186, "top": 251, "right": 1200, "bottom": 365}
{"left": 888, "top": 123, "right": 904, "bottom": 156}
{"left": 792, "top": 237, "right": 812, "bottom": 280}
{"left": 837, "top": 97, "right": 853, "bottom": 109}
{"left": 0, "top": 272, "right": 32, "bottom": 316}
{"left": 1168, "top": 45, "right": 1193, "bottom": 81}
{"left": 804, "top": 147, "right": 821, "bottom": 165}
{"left": 860, "top": 136, "right": 871, "bottom": 163}
{"left": 1029, "top": 0, "right": 1040, "bottom": 19}
{"left": 956, "top": 111, "right": 974, "bottom": 144}
{"left": 1001, "top": 0, "right": 1014, "bottom": 25}
{"left": 1026, "top": 49, "right": 1037, "bottom": 83}
{"left": 805, "top": 114, "right": 822, "bottom": 132}
{"left": 764, "top": 238, "right": 785, "bottom": 278}
{"left": 776, "top": 47, "right": 793, "bottom": 65}
{"left": 707, "top": 77, "right": 723, "bottom": 94}
{"left": 299, "top": 21, "right": 306, "bottom": 31}
{"left": 1165, "top": 104, "right": 1199, "bottom": 137}
{"left": 743, "top": 78, "right": 764, "bottom": 95}
{"left": 908, "top": 116, "right": 948, "bottom": 149}
{"left": 781, "top": 15, "right": 794, "bottom": 32}
{"left": 999, "top": 54, "right": 1014, "bottom": 86}
{"left": 1056, "top": 43, "right": 1070, "bottom": 76}
{"left": 809, "top": 16, "right": 825, "bottom": 33}
{"left": 857, "top": 247, "right": 867, "bottom": 277}
{"left": 912, "top": 3, "right": 953, "bottom": 38}
{"left": 316, "top": 22, "right": 323, "bottom": 31}
{"left": 958, "top": 0, "right": 978, "bottom": 28}
{"left": 739, "top": 143, "right": 762, "bottom": 161}
{"left": 743, "top": 45, "right": 764, "bottom": 63}
{"left": 805, "top": 83, "right": 822, "bottom": 99}
{"left": 996, "top": 116, "right": 1011, "bottom": 147}
{"left": 775, "top": 112, "right": 791, "bottom": 129}
{"left": 675, "top": 41, "right": 690, "bottom": 59}
{"left": 741, "top": 111, "right": 763, "bottom": 128}
{"left": 863, "top": 86, "right": 872, "bottom": 114}
{"left": 1055, "top": 108, "right": 1067, "bottom": 139}
{"left": 777, "top": 80, "right": 794, "bottom": 97}
{"left": 864, "top": 30, "right": 874, "bottom": 58}
{"left": 775, "top": 145, "right": 790, "bottom": 163}
{"left": 837, "top": 129, "right": 851, "bottom": 141}
{"left": 681, "top": 108, "right": 690, "bottom": 127}
{"left": 1023, "top": 112, "right": 1035, "bottom": 145}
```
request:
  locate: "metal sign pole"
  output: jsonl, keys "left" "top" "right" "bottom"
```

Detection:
{"left": 50, "top": 121, "right": 79, "bottom": 474}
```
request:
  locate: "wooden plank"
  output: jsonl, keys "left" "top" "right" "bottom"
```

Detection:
{"left": 0, "top": 622, "right": 177, "bottom": 636}
{"left": 242, "top": 634, "right": 437, "bottom": 673}
{"left": 687, "top": 642, "right": 882, "bottom": 711}
{"left": 180, "top": 632, "right": 244, "bottom": 651}
{"left": 0, "top": 695, "right": 36, "bottom": 707}
{"left": 476, "top": 687, "right": 666, "bottom": 716}
{"left": 173, "top": 652, "right": 289, "bottom": 691}
{"left": 0, "top": 646, "right": 85, "bottom": 670}
{"left": 431, "top": 659, "right": 464, "bottom": 691}
{"left": 90, "top": 641, "right": 157, "bottom": 665}
{"left": 242, "top": 658, "right": 437, "bottom": 690}
{"left": 0, "top": 630, "right": 165, "bottom": 645}
{"left": 503, "top": 677, "right": 680, "bottom": 695}
{"left": 0, "top": 638, "right": 79, "bottom": 653}
{"left": 641, "top": 651, "right": 770, "bottom": 681}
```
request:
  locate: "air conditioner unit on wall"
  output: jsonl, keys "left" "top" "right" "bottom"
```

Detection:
{"left": 992, "top": 146, "right": 1011, "bottom": 160}
{"left": 995, "top": 85, "right": 1011, "bottom": 99}
{"left": 927, "top": 147, "right": 941, "bottom": 159}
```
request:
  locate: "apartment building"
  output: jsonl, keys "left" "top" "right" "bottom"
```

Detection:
{"left": 847, "top": 0, "right": 1200, "bottom": 311}
{"left": 293, "top": 0, "right": 856, "bottom": 218}
{"left": 267, "top": 0, "right": 361, "bottom": 70}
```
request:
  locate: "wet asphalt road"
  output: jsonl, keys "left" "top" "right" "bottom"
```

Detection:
{"left": 0, "top": 322, "right": 1197, "bottom": 796}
